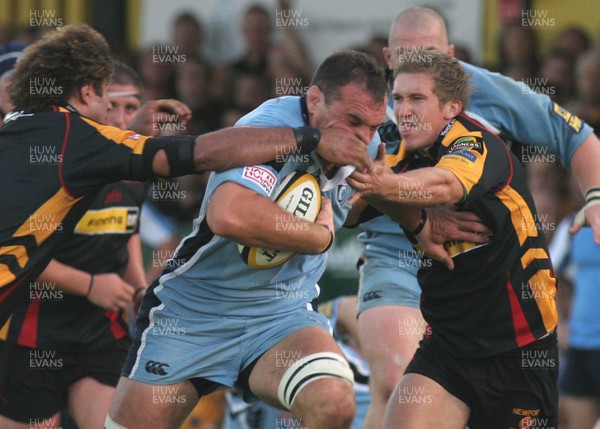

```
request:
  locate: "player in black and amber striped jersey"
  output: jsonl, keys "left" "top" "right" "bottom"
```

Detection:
{"left": 0, "top": 63, "right": 147, "bottom": 428}
{"left": 349, "top": 50, "right": 558, "bottom": 429}
{"left": 0, "top": 24, "right": 374, "bottom": 339}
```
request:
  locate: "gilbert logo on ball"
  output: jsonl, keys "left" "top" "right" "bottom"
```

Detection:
{"left": 238, "top": 171, "right": 321, "bottom": 269}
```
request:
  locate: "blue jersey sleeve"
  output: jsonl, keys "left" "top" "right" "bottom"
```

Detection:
{"left": 462, "top": 61, "right": 593, "bottom": 168}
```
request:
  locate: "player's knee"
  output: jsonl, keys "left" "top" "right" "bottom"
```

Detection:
{"left": 294, "top": 378, "right": 355, "bottom": 429}
{"left": 371, "top": 356, "right": 410, "bottom": 400}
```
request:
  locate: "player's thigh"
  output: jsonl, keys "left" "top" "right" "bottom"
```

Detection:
{"left": 67, "top": 377, "right": 115, "bottom": 429}
{"left": 560, "top": 396, "right": 600, "bottom": 429}
{"left": 358, "top": 305, "right": 424, "bottom": 376}
{"left": 383, "top": 373, "right": 469, "bottom": 429}
{"left": 248, "top": 325, "right": 351, "bottom": 408}
{"left": 108, "top": 376, "right": 199, "bottom": 429}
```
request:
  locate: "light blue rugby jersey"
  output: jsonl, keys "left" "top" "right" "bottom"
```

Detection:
{"left": 153, "top": 96, "right": 380, "bottom": 317}
{"left": 359, "top": 61, "right": 594, "bottom": 269}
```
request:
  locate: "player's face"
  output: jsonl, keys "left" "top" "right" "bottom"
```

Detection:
{"left": 392, "top": 72, "right": 458, "bottom": 152}
{"left": 107, "top": 83, "right": 142, "bottom": 129}
{"left": 84, "top": 82, "right": 112, "bottom": 124}
{"left": 308, "top": 82, "right": 386, "bottom": 146}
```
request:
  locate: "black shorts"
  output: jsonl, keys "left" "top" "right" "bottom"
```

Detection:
{"left": 0, "top": 339, "right": 130, "bottom": 422}
{"left": 559, "top": 347, "right": 600, "bottom": 397}
{"left": 405, "top": 334, "right": 558, "bottom": 429}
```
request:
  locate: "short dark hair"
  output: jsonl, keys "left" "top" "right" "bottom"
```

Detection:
{"left": 310, "top": 50, "right": 388, "bottom": 105}
{"left": 113, "top": 62, "right": 144, "bottom": 93}
{"left": 8, "top": 24, "right": 113, "bottom": 111}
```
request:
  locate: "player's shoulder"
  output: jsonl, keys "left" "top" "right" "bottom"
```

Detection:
{"left": 236, "top": 96, "right": 304, "bottom": 128}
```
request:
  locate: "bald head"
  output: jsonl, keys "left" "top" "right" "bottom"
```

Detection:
{"left": 384, "top": 7, "right": 454, "bottom": 70}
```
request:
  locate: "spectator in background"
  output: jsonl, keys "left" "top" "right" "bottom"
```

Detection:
{"left": 0, "top": 42, "right": 26, "bottom": 122}
{"left": 498, "top": 20, "right": 540, "bottom": 77}
{"left": 568, "top": 51, "right": 600, "bottom": 130}
{"left": 553, "top": 26, "right": 590, "bottom": 61}
{"left": 365, "top": 35, "right": 388, "bottom": 69}
{"left": 171, "top": 12, "right": 206, "bottom": 58}
{"left": 537, "top": 51, "right": 577, "bottom": 106}
{"left": 175, "top": 54, "right": 221, "bottom": 134}
{"left": 137, "top": 45, "right": 177, "bottom": 101}
{"left": 452, "top": 44, "right": 473, "bottom": 63}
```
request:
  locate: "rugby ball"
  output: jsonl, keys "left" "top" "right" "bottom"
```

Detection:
{"left": 238, "top": 171, "right": 321, "bottom": 269}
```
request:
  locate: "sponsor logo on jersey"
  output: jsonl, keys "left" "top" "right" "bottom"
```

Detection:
{"left": 362, "top": 290, "right": 382, "bottom": 302}
{"left": 447, "top": 136, "right": 484, "bottom": 154}
{"left": 242, "top": 166, "right": 277, "bottom": 196}
{"left": 74, "top": 207, "right": 139, "bottom": 235}
{"left": 145, "top": 360, "right": 170, "bottom": 375}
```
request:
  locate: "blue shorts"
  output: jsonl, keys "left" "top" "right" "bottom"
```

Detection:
{"left": 357, "top": 260, "right": 421, "bottom": 315}
{"left": 123, "top": 284, "right": 331, "bottom": 401}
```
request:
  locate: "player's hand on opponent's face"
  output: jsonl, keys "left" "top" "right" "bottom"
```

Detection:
{"left": 346, "top": 144, "right": 389, "bottom": 204}
{"left": 416, "top": 207, "right": 492, "bottom": 270}
{"left": 86, "top": 273, "right": 136, "bottom": 311}
{"left": 317, "top": 128, "right": 374, "bottom": 172}
{"left": 128, "top": 99, "right": 192, "bottom": 136}
{"left": 315, "top": 197, "right": 335, "bottom": 240}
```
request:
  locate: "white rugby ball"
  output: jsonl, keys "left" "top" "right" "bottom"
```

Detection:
{"left": 238, "top": 171, "right": 321, "bottom": 269}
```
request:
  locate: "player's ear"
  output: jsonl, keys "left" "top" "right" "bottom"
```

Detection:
{"left": 306, "top": 85, "right": 324, "bottom": 112}
{"left": 76, "top": 83, "right": 96, "bottom": 106}
{"left": 383, "top": 46, "right": 392, "bottom": 70}
{"left": 443, "top": 100, "right": 462, "bottom": 120}
{"left": 447, "top": 43, "right": 455, "bottom": 56}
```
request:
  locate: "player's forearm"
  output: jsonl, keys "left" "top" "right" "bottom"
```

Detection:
{"left": 37, "top": 259, "right": 92, "bottom": 297}
{"left": 208, "top": 186, "right": 330, "bottom": 254}
{"left": 123, "top": 234, "right": 147, "bottom": 290}
{"left": 378, "top": 168, "right": 464, "bottom": 207}
{"left": 193, "top": 127, "right": 298, "bottom": 172}
{"left": 570, "top": 133, "right": 600, "bottom": 193}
